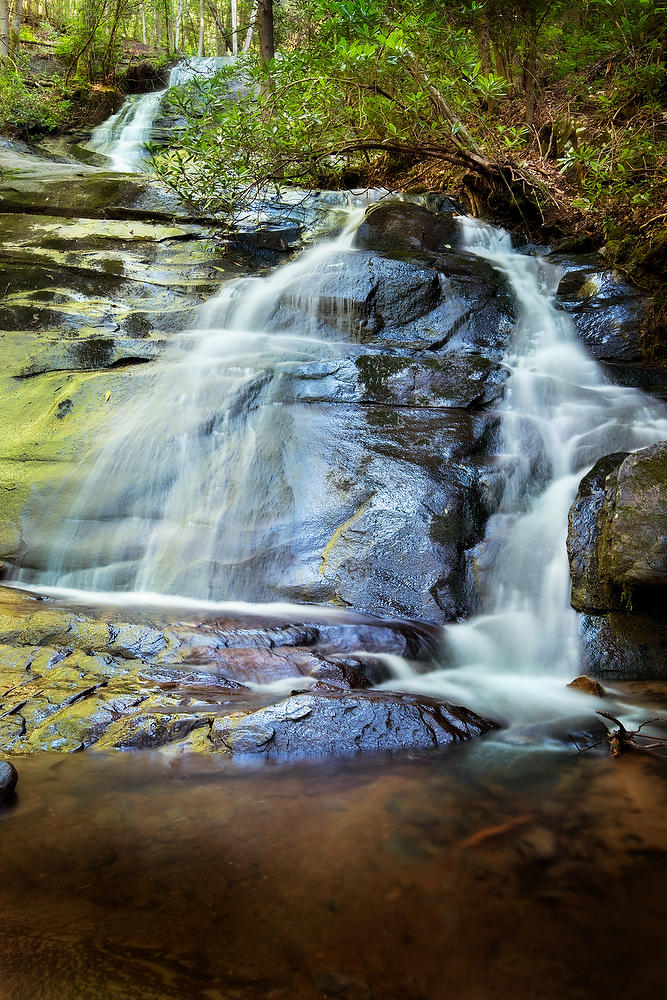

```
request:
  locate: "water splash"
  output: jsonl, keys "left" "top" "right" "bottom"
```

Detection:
{"left": 88, "top": 56, "right": 232, "bottom": 173}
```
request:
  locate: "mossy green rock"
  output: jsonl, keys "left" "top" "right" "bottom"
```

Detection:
{"left": 0, "top": 584, "right": 495, "bottom": 755}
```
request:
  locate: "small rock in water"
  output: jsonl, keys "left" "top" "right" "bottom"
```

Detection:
{"left": 0, "top": 760, "right": 18, "bottom": 801}
{"left": 567, "top": 675, "right": 606, "bottom": 697}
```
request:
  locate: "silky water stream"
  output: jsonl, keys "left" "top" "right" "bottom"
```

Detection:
{"left": 3, "top": 210, "right": 667, "bottom": 999}
{"left": 88, "top": 56, "right": 232, "bottom": 172}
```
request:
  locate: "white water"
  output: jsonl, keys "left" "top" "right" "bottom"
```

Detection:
{"left": 18, "top": 211, "right": 365, "bottom": 597}
{"left": 378, "top": 219, "right": 667, "bottom": 724}
{"left": 13, "top": 212, "right": 667, "bottom": 725}
{"left": 88, "top": 56, "right": 232, "bottom": 172}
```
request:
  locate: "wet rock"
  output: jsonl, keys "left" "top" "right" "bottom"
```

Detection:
{"left": 210, "top": 690, "right": 497, "bottom": 757}
{"left": 276, "top": 353, "right": 506, "bottom": 410}
{"left": 567, "top": 675, "right": 606, "bottom": 697}
{"left": 273, "top": 250, "right": 441, "bottom": 339}
{"left": 599, "top": 443, "right": 667, "bottom": 593}
{"left": 353, "top": 201, "right": 458, "bottom": 254}
{"left": 569, "top": 443, "right": 667, "bottom": 680}
{"left": 557, "top": 266, "right": 651, "bottom": 365}
{"left": 0, "top": 759, "right": 18, "bottom": 801}
{"left": 567, "top": 452, "right": 629, "bottom": 613}
{"left": 568, "top": 443, "right": 667, "bottom": 612}
{"left": 309, "top": 661, "right": 373, "bottom": 690}
{"left": 92, "top": 711, "right": 211, "bottom": 751}
{"left": 0, "top": 585, "right": 460, "bottom": 753}
{"left": 269, "top": 243, "right": 515, "bottom": 357}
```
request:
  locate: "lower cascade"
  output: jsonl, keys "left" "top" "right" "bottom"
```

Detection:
{"left": 12, "top": 206, "right": 667, "bottom": 724}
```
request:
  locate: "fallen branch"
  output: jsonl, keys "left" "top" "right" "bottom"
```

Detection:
{"left": 596, "top": 711, "right": 667, "bottom": 758}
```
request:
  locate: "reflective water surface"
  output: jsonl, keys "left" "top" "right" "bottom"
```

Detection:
{"left": 2, "top": 687, "right": 666, "bottom": 1000}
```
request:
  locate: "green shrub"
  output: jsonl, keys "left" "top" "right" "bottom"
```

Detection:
{"left": 0, "top": 72, "right": 71, "bottom": 133}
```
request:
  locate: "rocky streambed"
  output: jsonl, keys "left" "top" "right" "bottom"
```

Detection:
{"left": 0, "top": 140, "right": 666, "bottom": 760}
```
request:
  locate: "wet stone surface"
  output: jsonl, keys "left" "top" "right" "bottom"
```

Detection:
{"left": 0, "top": 585, "right": 495, "bottom": 756}
{"left": 568, "top": 442, "right": 667, "bottom": 680}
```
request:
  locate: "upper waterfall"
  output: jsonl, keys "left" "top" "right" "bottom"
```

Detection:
{"left": 88, "top": 56, "right": 233, "bottom": 173}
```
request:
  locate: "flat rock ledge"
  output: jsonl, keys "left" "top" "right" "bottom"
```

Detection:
{"left": 0, "top": 586, "right": 496, "bottom": 758}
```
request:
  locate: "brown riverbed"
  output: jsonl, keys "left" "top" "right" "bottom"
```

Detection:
{"left": 1, "top": 686, "right": 666, "bottom": 1000}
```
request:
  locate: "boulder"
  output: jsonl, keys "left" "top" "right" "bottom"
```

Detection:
{"left": 567, "top": 452, "right": 630, "bottom": 613}
{"left": 568, "top": 442, "right": 667, "bottom": 679}
{"left": 557, "top": 265, "right": 652, "bottom": 366}
{"left": 568, "top": 443, "right": 667, "bottom": 612}
{"left": 567, "top": 675, "right": 606, "bottom": 697}
{"left": 0, "top": 760, "right": 18, "bottom": 801}
{"left": 353, "top": 202, "right": 458, "bottom": 254}
{"left": 577, "top": 612, "right": 667, "bottom": 682}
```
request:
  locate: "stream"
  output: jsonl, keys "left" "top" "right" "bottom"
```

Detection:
{"left": 1, "top": 61, "right": 666, "bottom": 999}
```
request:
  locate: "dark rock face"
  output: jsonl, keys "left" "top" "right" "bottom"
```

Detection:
{"left": 578, "top": 612, "right": 667, "bottom": 682}
{"left": 352, "top": 201, "right": 458, "bottom": 254}
{"left": 556, "top": 265, "right": 652, "bottom": 366}
{"left": 119, "top": 61, "right": 169, "bottom": 94}
{"left": 210, "top": 690, "right": 497, "bottom": 757}
{"left": 0, "top": 759, "right": 18, "bottom": 801}
{"left": 568, "top": 442, "right": 667, "bottom": 679}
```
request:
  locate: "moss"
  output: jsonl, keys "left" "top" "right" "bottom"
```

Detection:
{"left": 355, "top": 354, "right": 411, "bottom": 398}
{"left": 429, "top": 510, "right": 462, "bottom": 547}
{"left": 366, "top": 407, "right": 400, "bottom": 428}
{"left": 320, "top": 501, "right": 369, "bottom": 576}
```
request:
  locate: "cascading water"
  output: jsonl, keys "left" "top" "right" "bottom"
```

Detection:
{"left": 88, "top": 56, "right": 232, "bottom": 172}
{"left": 379, "top": 218, "right": 667, "bottom": 722}
{"left": 13, "top": 210, "right": 667, "bottom": 723}
{"left": 17, "top": 210, "right": 365, "bottom": 598}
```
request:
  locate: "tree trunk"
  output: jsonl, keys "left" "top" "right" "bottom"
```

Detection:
{"left": 523, "top": 6, "right": 538, "bottom": 128}
{"left": 478, "top": 13, "right": 492, "bottom": 75}
{"left": 141, "top": 8, "right": 146, "bottom": 45}
{"left": 257, "top": 0, "right": 273, "bottom": 65}
{"left": 198, "top": 0, "right": 204, "bottom": 56}
{"left": 164, "top": 0, "right": 172, "bottom": 53}
{"left": 9, "top": 0, "right": 22, "bottom": 58}
{"left": 205, "top": 1, "right": 232, "bottom": 53}
{"left": 231, "top": 0, "right": 237, "bottom": 56}
{"left": 243, "top": 0, "right": 257, "bottom": 52}
{"left": 0, "top": 0, "right": 10, "bottom": 62}
{"left": 175, "top": 0, "right": 182, "bottom": 50}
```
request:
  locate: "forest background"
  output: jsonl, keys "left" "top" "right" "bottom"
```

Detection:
{"left": 0, "top": 0, "right": 665, "bottom": 339}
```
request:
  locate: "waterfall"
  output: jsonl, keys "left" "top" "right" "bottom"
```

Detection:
{"left": 88, "top": 56, "right": 232, "bottom": 173}
{"left": 13, "top": 211, "right": 667, "bottom": 722}
{"left": 17, "top": 210, "right": 365, "bottom": 597}
{"left": 378, "top": 219, "right": 667, "bottom": 722}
